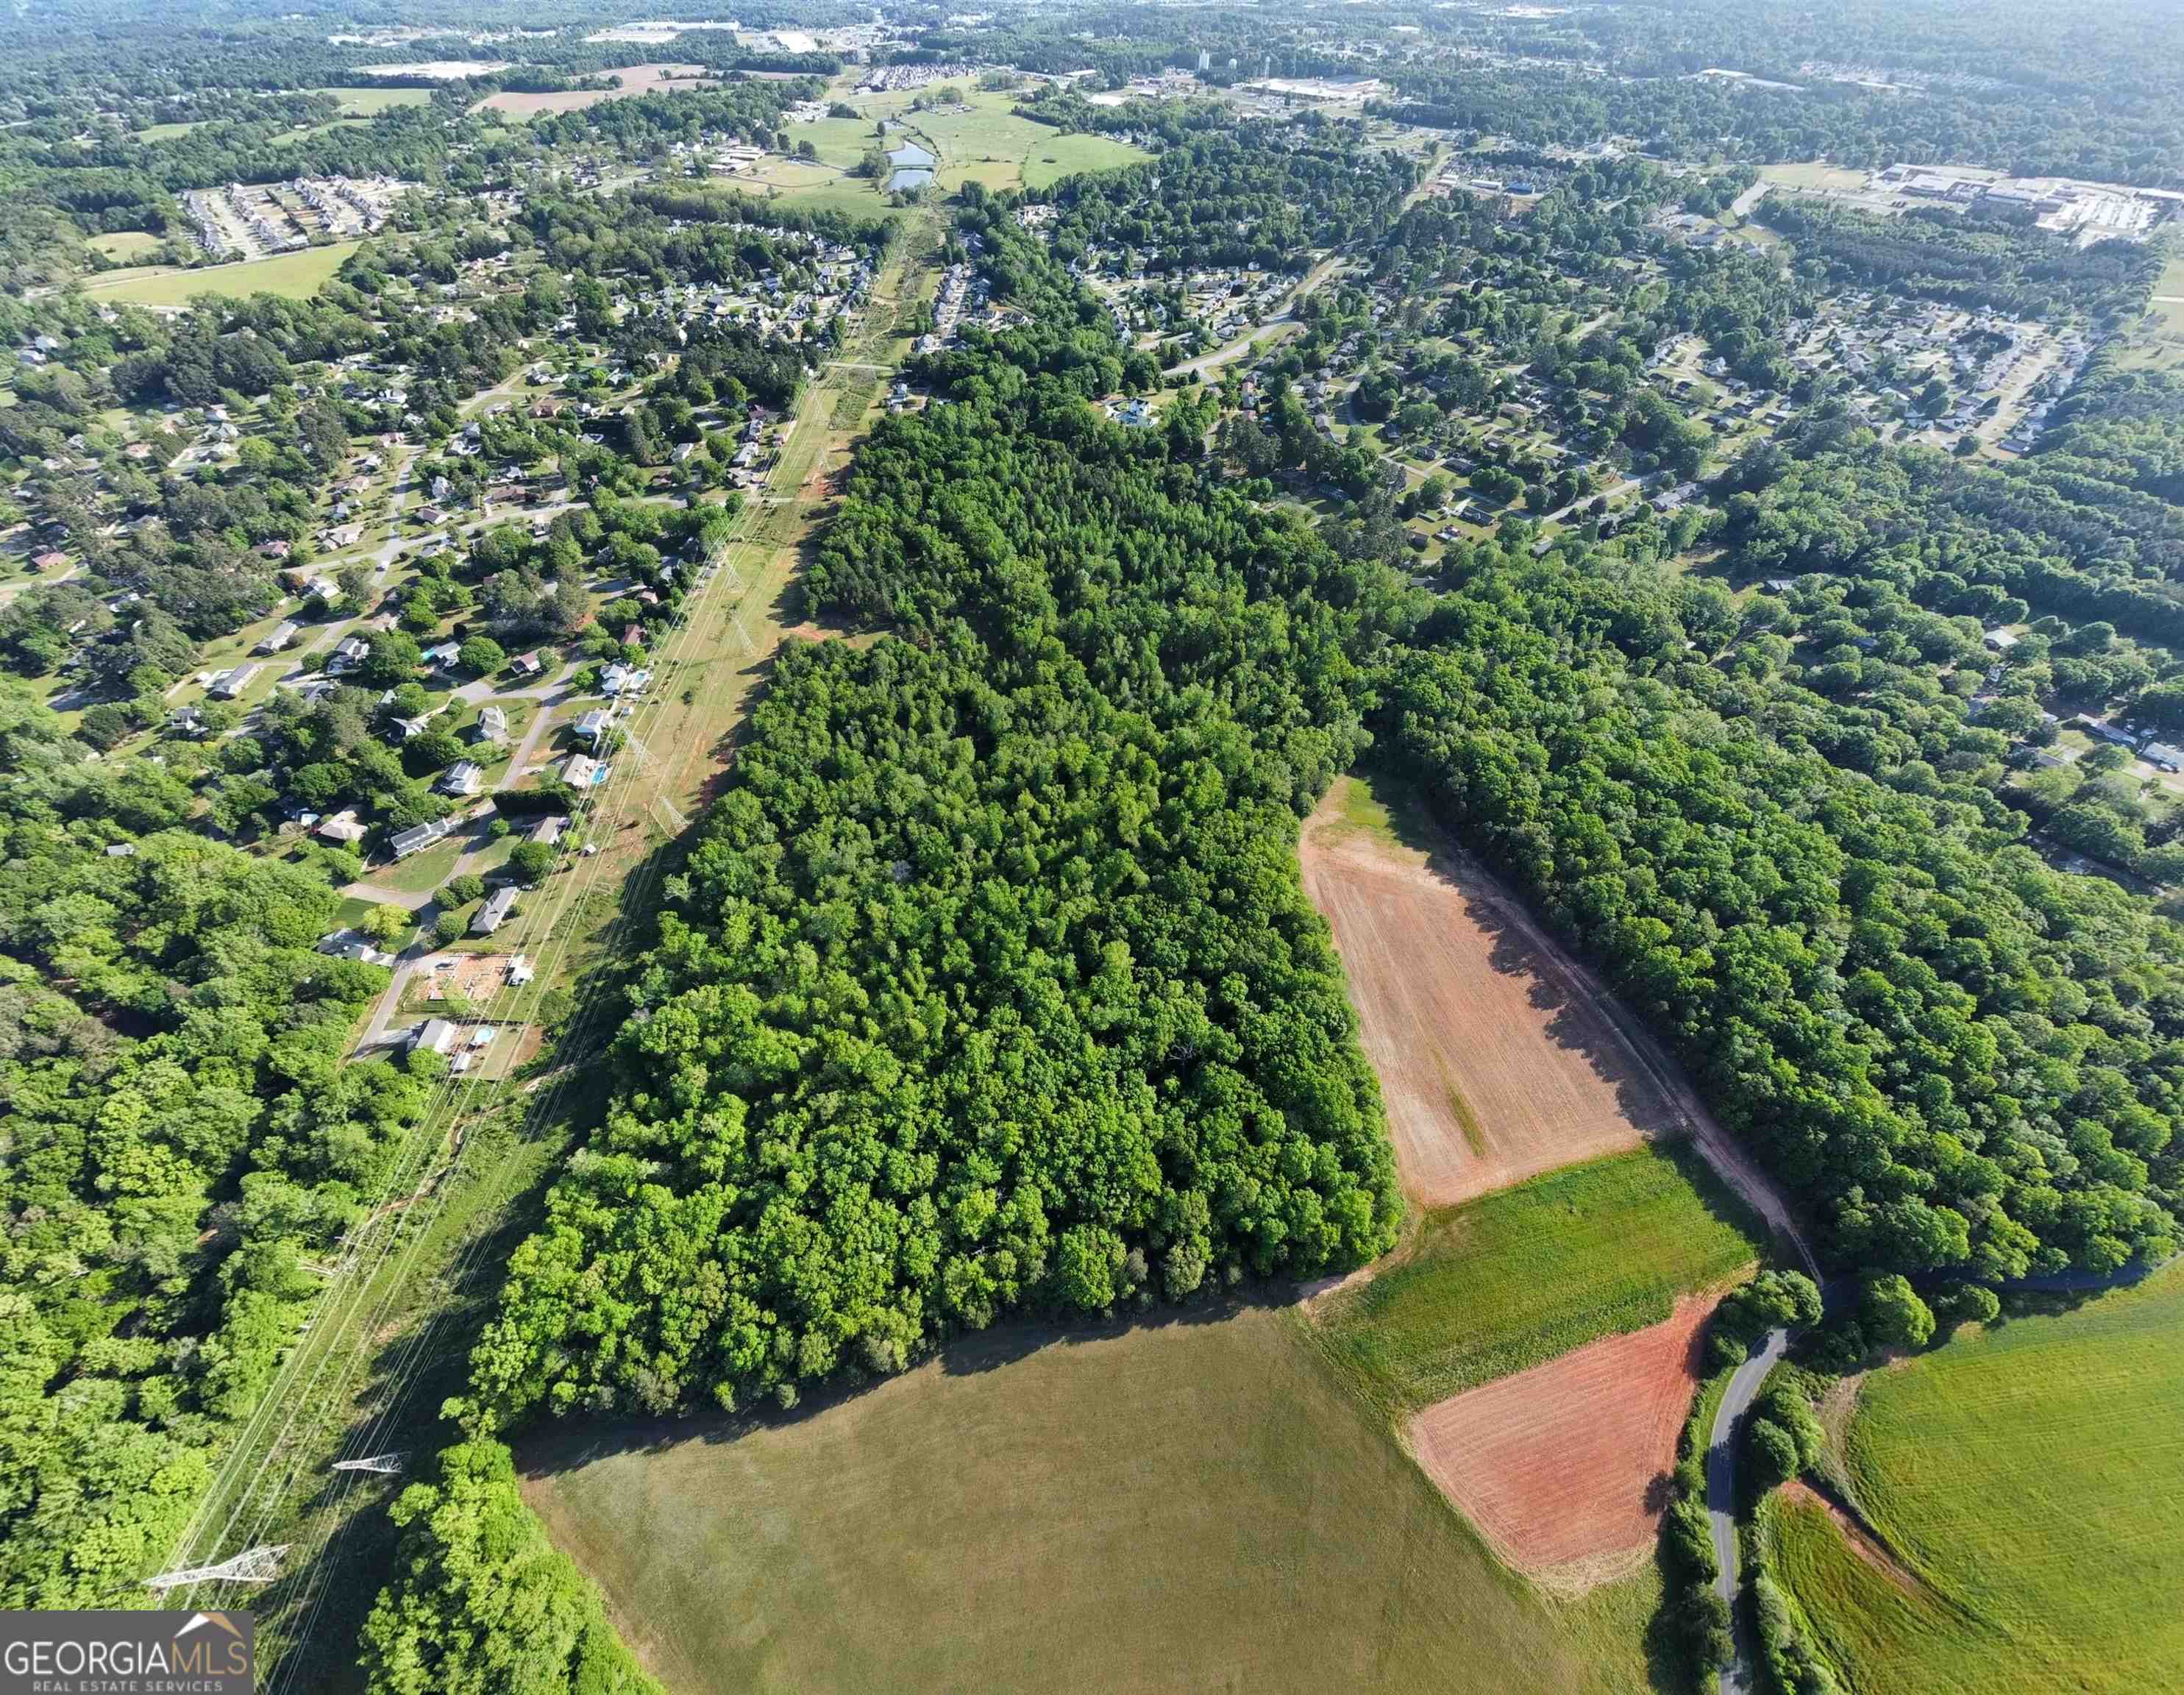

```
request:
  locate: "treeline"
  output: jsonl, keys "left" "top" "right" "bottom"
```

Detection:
{"left": 1381, "top": 541, "right": 2180, "bottom": 1282}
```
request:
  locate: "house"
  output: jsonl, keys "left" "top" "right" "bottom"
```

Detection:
{"left": 410, "top": 1017, "right": 458, "bottom": 1056}
{"left": 389, "top": 816, "right": 456, "bottom": 860}
{"left": 317, "top": 810, "right": 369, "bottom": 845}
{"left": 600, "top": 665, "right": 650, "bottom": 699}
{"left": 330, "top": 636, "right": 371, "bottom": 672}
{"left": 259, "top": 619, "right": 301, "bottom": 654}
{"left": 209, "top": 664, "right": 261, "bottom": 699}
{"left": 30, "top": 550, "right": 68, "bottom": 572}
{"left": 1983, "top": 628, "right": 2021, "bottom": 652}
{"left": 573, "top": 708, "right": 611, "bottom": 743}
{"left": 440, "top": 760, "right": 485, "bottom": 797}
{"left": 2144, "top": 743, "right": 2184, "bottom": 774}
{"left": 259, "top": 539, "right": 292, "bottom": 560}
{"left": 472, "top": 885, "right": 519, "bottom": 935}
{"left": 562, "top": 753, "right": 600, "bottom": 788}
{"left": 421, "top": 641, "right": 461, "bottom": 669}
{"left": 475, "top": 705, "right": 508, "bottom": 743}
{"left": 529, "top": 814, "right": 566, "bottom": 845}
{"left": 510, "top": 650, "right": 544, "bottom": 677}
{"left": 168, "top": 705, "right": 206, "bottom": 736}
{"left": 319, "top": 929, "right": 394, "bottom": 968}
{"left": 505, "top": 954, "right": 536, "bottom": 986}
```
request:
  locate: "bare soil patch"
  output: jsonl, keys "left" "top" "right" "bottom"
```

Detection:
{"left": 1406, "top": 1293, "right": 1715, "bottom": 1590}
{"left": 1299, "top": 778, "right": 1678, "bottom": 1205}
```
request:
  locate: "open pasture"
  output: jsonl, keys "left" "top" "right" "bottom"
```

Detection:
{"left": 79, "top": 241, "right": 358, "bottom": 308}
{"left": 474, "top": 64, "right": 712, "bottom": 120}
{"left": 315, "top": 87, "right": 433, "bottom": 115}
{"left": 522, "top": 1304, "right": 1660, "bottom": 1695}
{"left": 1776, "top": 1262, "right": 2184, "bottom": 1694}
{"left": 1023, "top": 132, "right": 1151, "bottom": 188}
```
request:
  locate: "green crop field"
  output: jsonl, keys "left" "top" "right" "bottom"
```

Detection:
{"left": 80, "top": 241, "right": 359, "bottom": 308}
{"left": 315, "top": 86, "right": 433, "bottom": 115}
{"left": 1775, "top": 1263, "right": 2184, "bottom": 1694}
{"left": 523, "top": 1304, "right": 1660, "bottom": 1695}
{"left": 1312, "top": 1145, "right": 1760, "bottom": 1419}
{"left": 1022, "top": 132, "right": 1150, "bottom": 189}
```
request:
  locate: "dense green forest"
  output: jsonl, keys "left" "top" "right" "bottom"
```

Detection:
{"left": 0, "top": 699, "right": 424, "bottom": 1606}
{"left": 1037, "top": 124, "right": 1415, "bottom": 273}
{"left": 465, "top": 224, "right": 1405, "bottom": 1422}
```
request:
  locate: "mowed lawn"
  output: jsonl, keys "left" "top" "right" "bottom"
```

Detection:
{"left": 1776, "top": 1263, "right": 2184, "bottom": 1694}
{"left": 522, "top": 1304, "right": 1658, "bottom": 1695}
{"left": 1312, "top": 1145, "right": 1760, "bottom": 1419}
{"left": 81, "top": 241, "right": 359, "bottom": 307}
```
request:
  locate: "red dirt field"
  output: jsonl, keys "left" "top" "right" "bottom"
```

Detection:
{"left": 1406, "top": 1295, "right": 1715, "bottom": 1590}
{"left": 1298, "top": 776, "right": 1682, "bottom": 1207}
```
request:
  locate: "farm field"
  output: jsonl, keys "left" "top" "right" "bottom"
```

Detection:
{"left": 1022, "top": 131, "right": 1150, "bottom": 189}
{"left": 522, "top": 1304, "right": 1659, "bottom": 1695}
{"left": 79, "top": 241, "right": 358, "bottom": 307}
{"left": 1409, "top": 1294, "right": 1716, "bottom": 1589}
{"left": 1298, "top": 772, "right": 1687, "bottom": 1205}
{"left": 314, "top": 86, "right": 433, "bottom": 115}
{"left": 1310, "top": 1144, "right": 1757, "bottom": 1418}
{"left": 474, "top": 63, "right": 711, "bottom": 120}
{"left": 1774, "top": 1264, "right": 2184, "bottom": 1695}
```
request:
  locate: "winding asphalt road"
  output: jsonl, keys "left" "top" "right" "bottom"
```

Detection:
{"left": 1708, "top": 1323, "right": 1793, "bottom": 1695}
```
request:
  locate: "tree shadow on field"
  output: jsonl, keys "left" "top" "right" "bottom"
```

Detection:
{"left": 518, "top": 1280, "right": 1320, "bottom": 1481}
{"left": 1356, "top": 759, "right": 1737, "bottom": 1181}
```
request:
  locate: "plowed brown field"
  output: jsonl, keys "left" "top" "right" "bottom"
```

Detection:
{"left": 1298, "top": 777, "right": 1680, "bottom": 1206}
{"left": 1406, "top": 1295, "right": 1715, "bottom": 1589}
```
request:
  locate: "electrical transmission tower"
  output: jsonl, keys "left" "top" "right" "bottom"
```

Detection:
{"left": 143, "top": 1546, "right": 289, "bottom": 1591}
{"left": 330, "top": 1454, "right": 407, "bottom": 1476}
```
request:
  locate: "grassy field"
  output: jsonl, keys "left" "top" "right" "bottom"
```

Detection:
{"left": 86, "top": 230, "right": 165, "bottom": 262}
{"left": 524, "top": 1304, "right": 1662, "bottom": 1695}
{"left": 315, "top": 87, "right": 433, "bottom": 115}
{"left": 136, "top": 120, "right": 202, "bottom": 142}
{"left": 1776, "top": 1263, "right": 2184, "bottom": 1694}
{"left": 1022, "top": 131, "right": 1150, "bottom": 189}
{"left": 1311, "top": 1145, "right": 1759, "bottom": 1420}
{"left": 1760, "top": 160, "right": 1871, "bottom": 193}
{"left": 80, "top": 241, "right": 359, "bottom": 308}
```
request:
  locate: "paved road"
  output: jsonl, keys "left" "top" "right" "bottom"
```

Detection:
{"left": 1709, "top": 1323, "right": 1792, "bottom": 1695}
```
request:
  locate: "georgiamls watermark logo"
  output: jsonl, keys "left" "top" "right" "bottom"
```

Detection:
{"left": 0, "top": 1610, "right": 254, "bottom": 1694}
